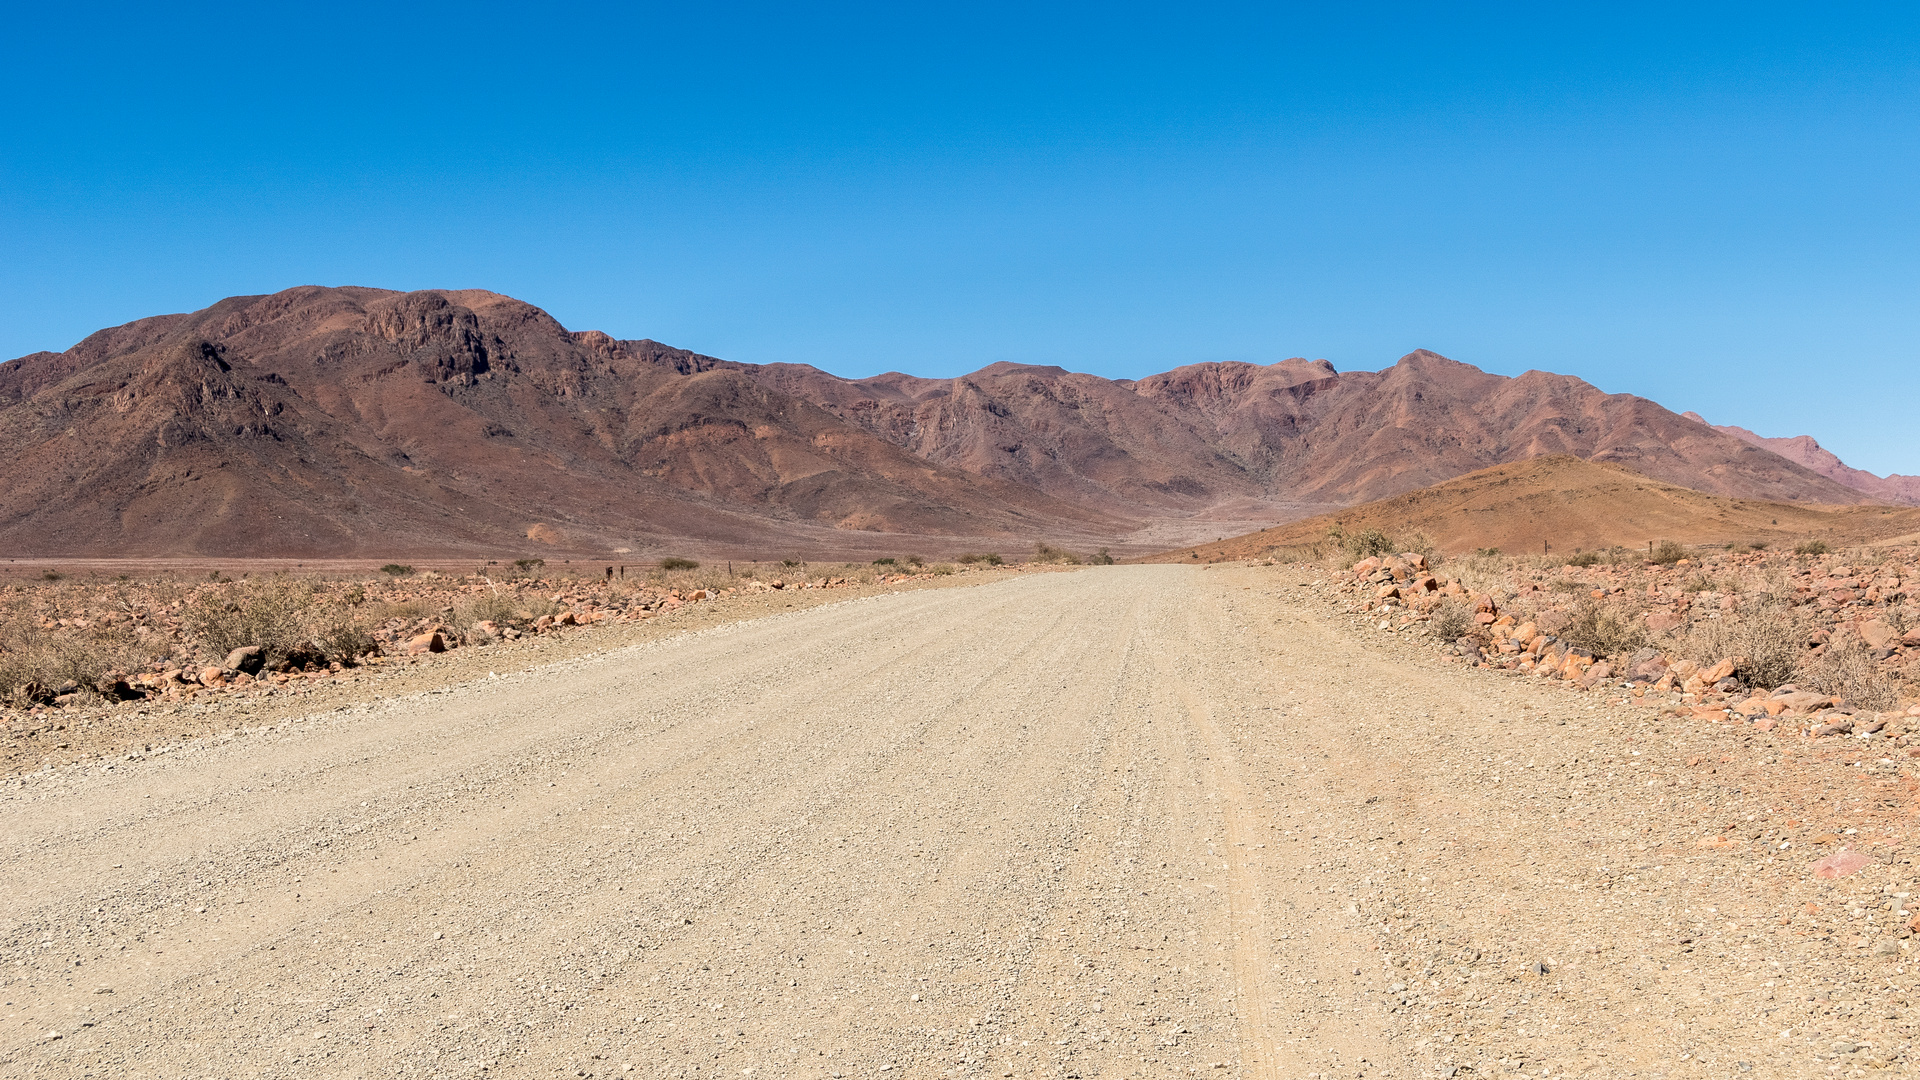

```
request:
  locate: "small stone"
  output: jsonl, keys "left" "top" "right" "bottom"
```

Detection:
{"left": 1833, "top": 1040, "right": 1859, "bottom": 1054}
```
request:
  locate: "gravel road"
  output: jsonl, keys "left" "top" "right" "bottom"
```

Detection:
{"left": 2, "top": 565, "right": 1912, "bottom": 1078}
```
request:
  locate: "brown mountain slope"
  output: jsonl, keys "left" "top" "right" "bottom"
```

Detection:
{"left": 755, "top": 350, "right": 1870, "bottom": 515}
{"left": 1142, "top": 456, "right": 1920, "bottom": 562}
{"left": 0, "top": 287, "right": 1116, "bottom": 558}
{"left": 0, "top": 286, "right": 1883, "bottom": 560}
{"left": 1682, "top": 412, "right": 1920, "bottom": 506}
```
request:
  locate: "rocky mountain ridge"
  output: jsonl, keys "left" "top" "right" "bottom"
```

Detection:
{"left": 0, "top": 286, "right": 1884, "bottom": 557}
{"left": 1683, "top": 412, "right": 1920, "bottom": 506}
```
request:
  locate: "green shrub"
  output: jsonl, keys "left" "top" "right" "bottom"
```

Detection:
{"left": 1564, "top": 551, "right": 1601, "bottom": 567}
{"left": 380, "top": 564, "right": 414, "bottom": 576}
{"left": 513, "top": 557, "right": 545, "bottom": 573}
{"left": 1031, "top": 543, "right": 1082, "bottom": 565}
{"left": 659, "top": 557, "right": 700, "bottom": 571}
{"left": 872, "top": 557, "right": 897, "bottom": 566}
{"left": 1090, "top": 548, "right": 1116, "bottom": 565}
{"left": 957, "top": 553, "right": 1003, "bottom": 565}
{"left": 1650, "top": 540, "right": 1687, "bottom": 565}
{"left": 1346, "top": 529, "right": 1394, "bottom": 559}
{"left": 1794, "top": 539, "right": 1830, "bottom": 556}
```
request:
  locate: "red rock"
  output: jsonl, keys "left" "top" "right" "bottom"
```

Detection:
{"left": 1812, "top": 848, "right": 1872, "bottom": 879}
{"left": 1772, "top": 690, "right": 1833, "bottom": 713}
{"left": 200, "top": 666, "right": 227, "bottom": 686}
{"left": 1644, "top": 611, "right": 1684, "bottom": 633}
{"left": 1859, "top": 619, "right": 1895, "bottom": 650}
{"left": 406, "top": 632, "right": 447, "bottom": 655}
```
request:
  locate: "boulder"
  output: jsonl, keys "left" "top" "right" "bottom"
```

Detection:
{"left": 225, "top": 645, "right": 265, "bottom": 675}
{"left": 406, "top": 631, "right": 447, "bottom": 655}
{"left": 1702, "top": 658, "right": 1738, "bottom": 683}
{"left": 1628, "top": 652, "right": 1670, "bottom": 682}
{"left": 1644, "top": 611, "right": 1684, "bottom": 633}
{"left": 200, "top": 666, "right": 228, "bottom": 687}
{"left": 1771, "top": 690, "right": 1833, "bottom": 713}
{"left": 1511, "top": 621, "right": 1538, "bottom": 644}
{"left": 1859, "top": 619, "right": 1896, "bottom": 651}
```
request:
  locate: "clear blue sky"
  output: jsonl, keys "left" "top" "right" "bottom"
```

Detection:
{"left": 4, "top": 3, "right": 1916, "bottom": 474}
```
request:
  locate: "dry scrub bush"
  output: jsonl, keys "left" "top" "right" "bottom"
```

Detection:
{"left": 1678, "top": 602, "right": 1809, "bottom": 689}
{"left": 181, "top": 578, "right": 375, "bottom": 669}
{"left": 1428, "top": 598, "right": 1474, "bottom": 642}
{"left": 1796, "top": 637, "right": 1900, "bottom": 710}
{"left": 0, "top": 597, "right": 163, "bottom": 706}
{"left": 1557, "top": 599, "right": 1649, "bottom": 659}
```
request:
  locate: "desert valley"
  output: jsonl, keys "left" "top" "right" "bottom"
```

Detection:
{"left": 0, "top": 286, "right": 1917, "bottom": 1079}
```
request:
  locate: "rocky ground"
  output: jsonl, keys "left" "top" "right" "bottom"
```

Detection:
{"left": 0, "top": 563, "right": 1914, "bottom": 1078}
{"left": 0, "top": 560, "right": 1028, "bottom": 778}
{"left": 1325, "top": 543, "right": 1919, "bottom": 734}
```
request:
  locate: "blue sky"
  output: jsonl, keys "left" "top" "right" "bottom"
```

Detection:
{"left": 4, "top": 3, "right": 1916, "bottom": 473}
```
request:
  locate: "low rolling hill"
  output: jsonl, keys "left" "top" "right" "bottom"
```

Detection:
{"left": 1145, "top": 456, "right": 1920, "bottom": 562}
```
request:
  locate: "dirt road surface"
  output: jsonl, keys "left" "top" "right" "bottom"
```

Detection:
{"left": 2, "top": 565, "right": 1911, "bottom": 1078}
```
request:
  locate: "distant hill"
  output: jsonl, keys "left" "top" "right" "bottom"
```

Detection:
{"left": 1683, "top": 412, "right": 1920, "bottom": 507}
{"left": 0, "top": 286, "right": 1887, "bottom": 558}
{"left": 1141, "top": 456, "right": 1920, "bottom": 562}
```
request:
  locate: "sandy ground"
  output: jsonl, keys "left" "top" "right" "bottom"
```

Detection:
{"left": 1, "top": 564, "right": 1914, "bottom": 1079}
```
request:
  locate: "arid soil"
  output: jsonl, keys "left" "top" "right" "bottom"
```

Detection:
{"left": 2, "top": 565, "right": 1915, "bottom": 1078}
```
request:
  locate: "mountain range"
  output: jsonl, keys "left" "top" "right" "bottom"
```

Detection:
{"left": 0, "top": 286, "right": 1891, "bottom": 559}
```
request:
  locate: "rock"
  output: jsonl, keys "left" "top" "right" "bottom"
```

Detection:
{"left": 1351, "top": 557, "right": 1384, "bottom": 576}
{"left": 1644, "top": 611, "right": 1684, "bottom": 633}
{"left": 1702, "top": 657, "right": 1737, "bottom": 683}
{"left": 1576, "top": 661, "right": 1615, "bottom": 689}
{"left": 688, "top": 589, "right": 710, "bottom": 601}
{"left": 1772, "top": 690, "right": 1834, "bottom": 713}
{"left": 225, "top": 645, "right": 265, "bottom": 675}
{"left": 1812, "top": 848, "right": 1871, "bottom": 879}
{"left": 1860, "top": 619, "right": 1897, "bottom": 650}
{"left": 406, "top": 632, "right": 447, "bottom": 655}
{"left": 1815, "top": 720, "right": 1853, "bottom": 736}
{"left": 555, "top": 612, "right": 578, "bottom": 626}
{"left": 1903, "top": 627, "right": 1920, "bottom": 648}
{"left": 200, "top": 666, "right": 227, "bottom": 687}
{"left": 1511, "top": 621, "right": 1538, "bottom": 643}
{"left": 1375, "top": 584, "right": 1401, "bottom": 599}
